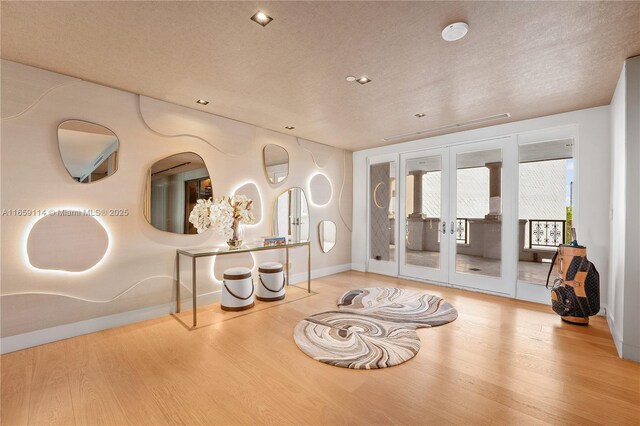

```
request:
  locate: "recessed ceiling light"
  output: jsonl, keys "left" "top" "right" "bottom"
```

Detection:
{"left": 196, "top": 99, "right": 209, "bottom": 105}
{"left": 442, "top": 22, "right": 469, "bottom": 42}
{"left": 251, "top": 11, "right": 273, "bottom": 27}
{"left": 345, "top": 75, "right": 357, "bottom": 82}
{"left": 357, "top": 76, "right": 372, "bottom": 85}
{"left": 415, "top": 113, "right": 426, "bottom": 118}
{"left": 284, "top": 126, "right": 295, "bottom": 130}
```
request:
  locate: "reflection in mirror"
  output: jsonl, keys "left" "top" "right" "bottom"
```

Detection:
{"left": 145, "top": 152, "right": 212, "bottom": 234}
{"left": 58, "top": 120, "right": 119, "bottom": 183}
{"left": 319, "top": 221, "right": 337, "bottom": 253}
{"left": 273, "top": 187, "right": 309, "bottom": 242}
{"left": 263, "top": 144, "right": 289, "bottom": 184}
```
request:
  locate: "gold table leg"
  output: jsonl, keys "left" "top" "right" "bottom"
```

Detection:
{"left": 192, "top": 256, "right": 197, "bottom": 327}
{"left": 176, "top": 253, "right": 181, "bottom": 313}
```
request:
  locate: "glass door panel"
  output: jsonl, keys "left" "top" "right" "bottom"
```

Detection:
{"left": 454, "top": 148, "right": 503, "bottom": 277}
{"left": 449, "top": 138, "right": 516, "bottom": 296}
{"left": 399, "top": 148, "right": 449, "bottom": 283}
{"left": 368, "top": 156, "right": 399, "bottom": 276}
{"left": 518, "top": 138, "right": 574, "bottom": 285}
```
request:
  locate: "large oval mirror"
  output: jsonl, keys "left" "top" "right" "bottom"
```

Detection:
{"left": 273, "top": 187, "right": 309, "bottom": 242}
{"left": 319, "top": 220, "right": 337, "bottom": 253}
{"left": 263, "top": 144, "right": 289, "bottom": 184}
{"left": 145, "top": 152, "right": 212, "bottom": 234}
{"left": 58, "top": 120, "right": 119, "bottom": 183}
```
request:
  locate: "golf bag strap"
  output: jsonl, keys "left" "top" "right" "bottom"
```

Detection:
{"left": 546, "top": 249, "right": 560, "bottom": 289}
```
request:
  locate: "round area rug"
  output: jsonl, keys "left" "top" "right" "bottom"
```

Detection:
{"left": 293, "top": 287, "right": 458, "bottom": 369}
{"left": 293, "top": 311, "right": 421, "bottom": 369}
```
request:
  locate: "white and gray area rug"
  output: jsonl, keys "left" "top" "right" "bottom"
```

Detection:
{"left": 294, "top": 287, "right": 458, "bottom": 369}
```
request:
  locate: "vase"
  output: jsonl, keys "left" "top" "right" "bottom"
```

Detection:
{"left": 227, "top": 220, "right": 244, "bottom": 249}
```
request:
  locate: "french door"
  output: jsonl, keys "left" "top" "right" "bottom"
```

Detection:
{"left": 395, "top": 137, "right": 517, "bottom": 296}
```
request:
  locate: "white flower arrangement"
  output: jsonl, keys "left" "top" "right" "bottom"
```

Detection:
{"left": 189, "top": 195, "right": 255, "bottom": 241}
{"left": 188, "top": 198, "right": 213, "bottom": 234}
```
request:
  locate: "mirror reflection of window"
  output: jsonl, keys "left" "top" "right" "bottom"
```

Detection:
{"left": 146, "top": 152, "right": 212, "bottom": 234}
{"left": 263, "top": 145, "right": 289, "bottom": 184}
{"left": 58, "top": 120, "right": 119, "bottom": 183}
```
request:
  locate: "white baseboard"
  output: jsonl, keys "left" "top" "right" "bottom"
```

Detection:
{"left": 351, "top": 263, "right": 366, "bottom": 272}
{"left": 606, "top": 312, "right": 640, "bottom": 361}
{"left": 289, "top": 263, "right": 352, "bottom": 284}
{"left": 607, "top": 313, "right": 624, "bottom": 357}
{"left": 1, "top": 265, "right": 355, "bottom": 355}
{"left": 0, "top": 291, "right": 222, "bottom": 355}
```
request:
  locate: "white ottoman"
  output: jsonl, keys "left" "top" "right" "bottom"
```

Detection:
{"left": 222, "top": 267, "right": 254, "bottom": 311}
{"left": 257, "top": 262, "right": 286, "bottom": 301}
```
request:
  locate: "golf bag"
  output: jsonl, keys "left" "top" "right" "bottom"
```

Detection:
{"left": 546, "top": 244, "right": 600, "bottom": 325}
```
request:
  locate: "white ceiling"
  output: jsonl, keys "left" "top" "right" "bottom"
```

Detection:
{"left": 2, "top": 2, "right": 639, "bottom": 151}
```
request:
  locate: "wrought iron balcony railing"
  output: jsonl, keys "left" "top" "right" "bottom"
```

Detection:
{"left": 528, "top": 219, "right": 566, "bottom": 248}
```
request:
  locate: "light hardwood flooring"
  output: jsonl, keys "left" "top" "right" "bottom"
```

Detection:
{"left": 1, "top": 271, "right": 639, "bottom": 425}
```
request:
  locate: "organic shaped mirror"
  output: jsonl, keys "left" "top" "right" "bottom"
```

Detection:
{"left": 309, "top": 173, "right": 332, "bottom": 206}
{"left": 145, "top": 152, "right": 212, "bottom": 234}
{"left": 58, "top": 120, "right": 119, "bottom": 183}
{"left": 263, "top": 144, "right": 289, "bottom": 184}
{"left": 319, "top": 220, "right": 337, "bottom": 253}
{"left": 273, "top": 187, "right": 309, "bottom": 242}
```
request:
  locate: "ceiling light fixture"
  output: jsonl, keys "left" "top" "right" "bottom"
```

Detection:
{"left": 382, "top": 113, "right": 511, "bottom": 142}
{"left": 284, "top": 126, "right": 295, "bottom": 130}
{"left": 345, "top": 75, "right": 357, "bottom": 82}
{"left": 196, "top": 99, "right": 209, "bottom": 105}
{"left": 357, "top": 76, "right": 372, "bottom": 85}
{"left": 251, "top": 11, "right": 273, "bottom": 27}
{"left": 441, "top": 22, "right": 469, "bottom": 42}
{"left": 415, "top": 113, "right": 426, "bottom": 118}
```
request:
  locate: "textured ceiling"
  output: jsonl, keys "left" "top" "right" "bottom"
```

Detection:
{"left": 2, "top": 1, "right": 639, "bottom": 151}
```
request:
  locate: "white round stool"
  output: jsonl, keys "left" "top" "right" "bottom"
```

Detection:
{"left": 257, "top": 262, "right": 286, "bottom": 301}
{"left": 221, "top": 267, "right": 254, "bottom": 311}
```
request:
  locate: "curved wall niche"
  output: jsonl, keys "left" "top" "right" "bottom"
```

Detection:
{"left": 27, "top": 211, "right": 109, "bottom": 272}
{"left": 309, "top": 173, "right": 332, "bottom": 206}
{"left": 145, "top": 152, "right": 212, "bottom": 234}
{"left": 58, "top": 120, "right": 119, "bottom": 183}
{"left": 233, "top": 182, "right": 262, "bottom": 224}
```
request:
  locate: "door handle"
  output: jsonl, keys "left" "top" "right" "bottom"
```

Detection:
{"left": 451, "top": 221, "right": 455, "bottom": 234}
{"left": 441, "top": 221, "right": 446, "bottom": 234}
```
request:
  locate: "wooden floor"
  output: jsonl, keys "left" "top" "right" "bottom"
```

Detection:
{"left": 1, "top": 271, "right": 639, "bottom": 425}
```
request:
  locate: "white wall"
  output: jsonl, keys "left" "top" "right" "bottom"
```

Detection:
{"left": 609, "top": 64, "right": 627, "bottom": 354}
{"left": 0, "top": 60, "right": 353, "bottom": 353}
{"left": 609, "top": 56, "right": 640, "bottom": 361}
{"left": 352, "top": 107, "right": 611, "bottom": 308}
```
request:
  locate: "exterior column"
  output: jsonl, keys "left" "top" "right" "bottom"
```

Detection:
{"left": 485, "top": 161, "right": 502, "bottom": 219}
{"left": 409, "top": 170, "right": 426, "bottom": 218}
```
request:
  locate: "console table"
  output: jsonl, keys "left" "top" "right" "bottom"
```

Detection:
{"left": 176, "top": 241, "right": 311, "bottom": 327}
